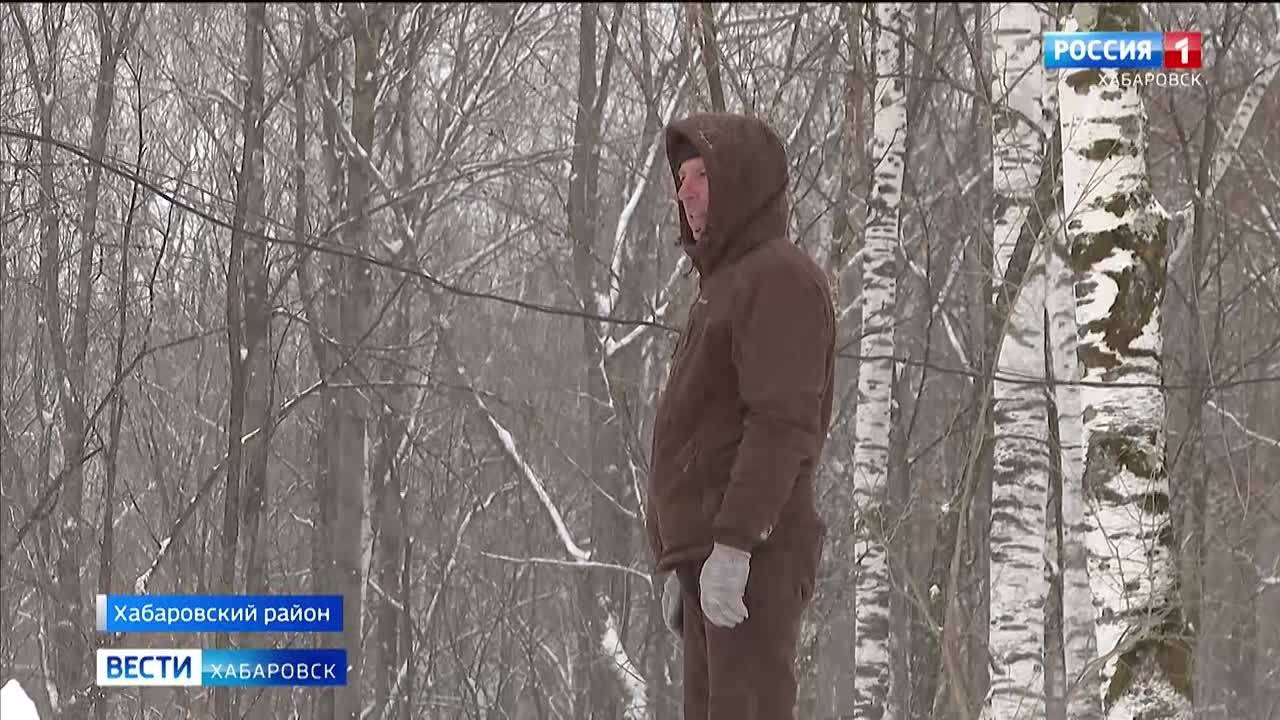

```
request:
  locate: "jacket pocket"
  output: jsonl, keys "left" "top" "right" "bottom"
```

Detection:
{"left": 656, "top": 438, "right": 700, "bottom": 548}
{"left": 697, "top": 432, "right": 736, "bottom": 524}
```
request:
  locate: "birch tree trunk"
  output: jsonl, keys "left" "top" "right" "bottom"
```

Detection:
{"left": 852, "top": 4, "right": 909, "bottom": 717}
{"left": 1041, "top": 66, "right": 1103, "bottom": 720}
{"left": 1047, "top": 222, "right": 1104, "bottom": 720}
{"left": 983, "top": 5, "right": 1051, "bottom": 715}
{"left": 1057, "top": 4, "right": 1191, "bottom": 717}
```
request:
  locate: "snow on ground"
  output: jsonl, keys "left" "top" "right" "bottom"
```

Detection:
{"left": 0, "top": 679, "right": 40, "bottom": 720}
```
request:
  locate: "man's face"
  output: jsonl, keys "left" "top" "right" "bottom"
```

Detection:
{"left": 677, "top": 156, "right": 709, "bottom": 242}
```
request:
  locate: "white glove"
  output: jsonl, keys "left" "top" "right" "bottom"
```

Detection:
{"left": 699, "top": 543, "right": 751, "bottom": 628}
{"left": 661, "top": 572, "right": 683, "bottom": 637}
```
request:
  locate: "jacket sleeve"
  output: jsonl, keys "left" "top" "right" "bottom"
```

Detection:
{"left": 712, "top": 269, "right": 833, "bottom": 552}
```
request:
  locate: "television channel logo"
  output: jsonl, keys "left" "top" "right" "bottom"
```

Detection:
{"left": 96, "top": 649, "right": 201, "bottom": 687}
{"left": 96, "top": 648, "right": 348, "bottom": 687}
{"left": 1044, "top": 31, "right": 1202, "bottom": 70}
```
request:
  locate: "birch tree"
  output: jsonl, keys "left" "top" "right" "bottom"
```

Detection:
{"left": 1057, "top": 3, "right": 1191, "bottom": 717}
{"left": 1041, "top": 51, "right": 1103, "bottom": 720}
{"left": 984, "top": 4, "right": 1051, "bottom": 715}
{"left": 1047, "top": 195, "right": 1103, "bottom": 720}
{"left": 852, "top": 3, "right": 910, "bottom": 716}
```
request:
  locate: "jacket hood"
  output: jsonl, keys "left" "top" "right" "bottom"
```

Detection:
{"left": 665, "top": 113, "right": 790, "bottom": 276}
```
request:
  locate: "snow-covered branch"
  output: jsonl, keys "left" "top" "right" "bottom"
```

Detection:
{"left": 600, "top": 596, "right": 649, "bottom": 720}
{"left": 901, "top": 232, "right": 970, "bottom": 368}
{"left": 478, "top": 551, "right": 652, "bottom": 584}
{"left": 606, "top": 79, "right": 686, "bottom": 317}
{"left": 422, "top": 487, "right": 508, "bottom": 640}
{"left": 604, "top": 254, "right": 689, "bottom": 360}
{"left": 473, "top": 390, "right": 591, "bottom": 562}
{"left": 1206, "top": 399, "right": 1280, "bottom": 451}
{"left": 1168, "top": 28, "right": 1280, "bottom": 272}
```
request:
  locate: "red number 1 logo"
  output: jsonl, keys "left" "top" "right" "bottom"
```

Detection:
{"left": 1164, "top": 32, "right": 1202, "bottom": 69}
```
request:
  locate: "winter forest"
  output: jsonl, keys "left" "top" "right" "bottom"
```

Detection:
{"left": 1, "top": 1, "right": 1278, "bottom": 719}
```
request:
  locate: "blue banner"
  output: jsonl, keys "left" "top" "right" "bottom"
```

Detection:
{"left": 98, "top": 594, "right": 343, "bottom": 633}
{"left": 1043, "top": 32, "right": 1164, "bottom": 70}
{"left": 202, "top": 649, "right": 347, "bottom": 687}
{"left": 96, "top": 648, "right": 348, "bottom": 687}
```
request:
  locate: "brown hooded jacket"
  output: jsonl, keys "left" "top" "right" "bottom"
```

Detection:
{"left": 646, "top": 113, "right": 835, "bottom": 575}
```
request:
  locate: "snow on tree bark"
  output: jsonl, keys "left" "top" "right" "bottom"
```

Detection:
{"left": 983, "top": 5, "right": 1051, "bottom": 716}
{"left": 1057, "top": 4, "right": 1191, "bottom": 718}
{"left": 1046, "top": 186, "right": 1106, "bottom": 720}
{"left": 1042, "top": 57, "right": 1103, "bottom": 720}
{"left": 851, "top": 4, "right": 909, "bottom": 717}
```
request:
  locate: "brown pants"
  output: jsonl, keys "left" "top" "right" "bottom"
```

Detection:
{"left": 674, "top": 541, "right": 817, "bottom": 719}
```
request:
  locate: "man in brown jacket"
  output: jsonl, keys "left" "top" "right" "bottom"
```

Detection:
{"left": 645, "top": 111, "right": 835, "bottom": 719}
